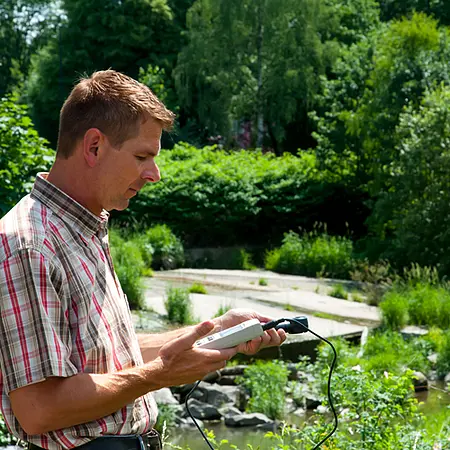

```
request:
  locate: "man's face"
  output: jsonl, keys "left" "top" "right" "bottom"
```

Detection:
{"left": 98, "top": 117, "right": 162, "bottom": 212}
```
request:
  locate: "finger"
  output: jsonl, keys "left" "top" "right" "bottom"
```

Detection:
{"left": 278, "top": 328, "right": 287, "bottom": 343}
{"left": 174, "top": 321, "right": 215, "bottom": 349}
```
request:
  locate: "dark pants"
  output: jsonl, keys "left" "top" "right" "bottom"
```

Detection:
{"left": 28, "top": 430, "right": 162, "bottom": 450}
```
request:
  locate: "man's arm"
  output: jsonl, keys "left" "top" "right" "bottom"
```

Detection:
{"left": 10, "top": 321, "right": 236, "bottom": 435}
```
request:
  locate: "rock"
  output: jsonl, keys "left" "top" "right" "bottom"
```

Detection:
{"left": 256, "top": 421, "right": 278, "bottom": 432}
{"left": 305, "top": 395, "right": 321, "bottom": 410}
{"left": 316, "top": 405, "right": 329, "bottom": 414}
{"left": 219, "top": 405, "right": 242, "bottom": 418}
{"left": 179, "top": 417, "right": 205, "bottom": 429}
{"left": 225, "top": 412, "right": 274, "bottom": 428}
{"left": 412, "top": 371, "right": 428, "bottom": 392}
{"left": 152, "top": 388, "right": 179, "bottom": 405}
{"left": 427, "top": 353, "right": 438, "bottom": 366}
{"left": 287, "top": 363, "right": 298, "bottom": 381}
{"left": 444, "top": 372, "right": 450, "bottom": 387}
{"left": 217, "top": 375, "right": 238, "bottom": 385}
{"left": 285, "top": 398, "right": 297, "bottom": 414}
{"left": 185, "top": 399, "right": 222, "bottom": 421}
{"left": 401, "top": 326, "right": 429, "bottom": 340}
{"left": 201, "top": 384, "right": 241, "bottom": 407}
{"left": 293, "top": 408, "right": 306, "bottom": 417}
{"left": 220, "top": 365, "right": 248, "bottom": 376}
{"left": 203, "top": 371, "right": 221, "bottom": 383}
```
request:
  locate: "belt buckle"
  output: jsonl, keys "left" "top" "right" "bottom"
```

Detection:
{"left": 144, "top": 430, "right": 162, "bottom": 450}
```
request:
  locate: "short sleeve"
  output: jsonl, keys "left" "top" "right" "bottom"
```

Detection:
{"left": 0, "top": 249, "right": 78, "bottom": 394}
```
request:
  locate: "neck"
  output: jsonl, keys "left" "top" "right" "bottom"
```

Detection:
{"left": 47, "top": 158, "right": 102, "bottom": 216}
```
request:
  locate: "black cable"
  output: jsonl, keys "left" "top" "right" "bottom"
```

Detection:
{"left": 185, "top": 317, "right": 338, "bottom": 450}
{"left": 285, "top": 317, "right": 338, "bottom": 450}
{"left": 185, "top": 380, "right": 215, "bottom": 450}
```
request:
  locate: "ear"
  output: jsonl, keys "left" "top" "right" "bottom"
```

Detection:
{"left": 83, "top": 128, "right": 103, "bottom": 168}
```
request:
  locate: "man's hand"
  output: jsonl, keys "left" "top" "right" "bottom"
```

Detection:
{"left": 212, "top": 308, "right": 286, "bottom": 355}
{"left": 154, "top": 321, "right": 238, "bottom": 386}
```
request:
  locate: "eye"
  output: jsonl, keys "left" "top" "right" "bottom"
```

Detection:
{"left": 135, "top": 155, "right": 146, "bottom": 161}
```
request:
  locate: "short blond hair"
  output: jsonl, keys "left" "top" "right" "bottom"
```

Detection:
{"left": 56, "top": 70, "right": 175, "bottom": 158}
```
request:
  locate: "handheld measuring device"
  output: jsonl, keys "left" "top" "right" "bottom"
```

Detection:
{"left": 194, "top": 318, "right": 264, "bottom": 349}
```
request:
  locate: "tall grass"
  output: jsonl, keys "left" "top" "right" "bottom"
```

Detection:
{"left": 109, "top": 229, "right": 145, "bottom": 309}
{"left": 265, "top": 230, "right": 354, "bottom": 279}
{"left": 164, "top": 287, "right": 194, "bottom": 325}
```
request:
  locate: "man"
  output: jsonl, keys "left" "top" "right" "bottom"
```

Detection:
{"left": 0, "top": 70, "right": 286, "bottom": 450}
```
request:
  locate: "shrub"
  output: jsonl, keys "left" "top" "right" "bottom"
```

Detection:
{"left": 265, "top": 230, "right": 354, "bottom": 279}
{"left": 154, "top": 404, "right": 178, "bottom": 433}
{"left": 187, "top": 248, "right": 256, "bottom": 270}
{"left": 114, "top": 143, "right": 368, "bottom": 248}
{"left": 239, "top": 361, "right": 289, "bottom": 420}
{"left": 0, "top": 95, "right": 53, "bottom": 216}
{"left": 188, "top": 283, "right": 207, "bottom": 294}
{"left": 436, "top": 331, "right": 450, "bottom": 378}
{"left": 329, "top": 284, "right": 348, "bottom": 300}
{"left": 258, "top": 278, "right": 268, "bottom": 286}
{"left": 213, "top": 303, "right": 233, "bottom": 318}
{"left": 379, "top": 290, "right": 409, "bottom": 330}
{"left": 362, "top": 331, "right": 430, "bottom": 374}
{"left": 407, "top": 283, "right": 450, "bottom": 329}
{"left": 164, "top": 287, "right": 194, "bottom": 325}
{"left": 141, "top": 224, "right": 184, "bottom": 270}
{"left": 109, "top": 229, "right": 145, "bottom": 309}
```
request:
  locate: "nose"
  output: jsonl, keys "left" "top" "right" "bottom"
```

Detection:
{"left": 141, "top": 160, "right": 161, "bottom": 183}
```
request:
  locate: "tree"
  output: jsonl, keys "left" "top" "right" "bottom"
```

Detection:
{"left": 371, "top": 86, "right": 450, "bottom": 273}
{"left": 26, "top": 0, "right": 191, "bottom": 146}
{"left": 377, "top": 0, "right": 450, "bottom": 25}
{"left": 0, "top": 95, "right": 53, "bottom": 215}
{"left": 0, "top": 0, "right": 59, "bottom": 97}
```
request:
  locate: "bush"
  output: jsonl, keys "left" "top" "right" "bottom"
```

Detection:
{"left": 140, "top": 224, "right": 184, "bottom": 270}
{"left": 240, "top": 361, "right": 289, "bottom": 420}
{"left": 436, "top": 331, "right": 450, "bottom": 378}
{"left": 213, "top": 303, "right": 233, "bottom": 318}
{"left": 407, "top": 283, "right": 450, "bottom": 329}
{"left": 164, "top": 287, "right": 194, "bottom": 325}
{"left": 187, "top": 247, "right": 256, "bottom": 270}
{"left": 265, "top": 230, "right": 355, "bottom": 279}
{"left": 109, "top": 229, "right": 145, "bottom": 309}
{"left": 188, "top": 283, "right": 207, "bottom": 294}
{"left": 0, "top": 95, "right": 53, "bottom": 216}
{"left": 113, "top": 143, "right": 369, "bottom": 248}
{"left": 362, "top": 331, "right": 430, "bottom": 374}
{"left": 154, "top": 404, "right": 178, "bottom": 433}
{"left": 329, "top": 284, "right": 348, "bottom": 300}
{"left": 258, "top": 278, "right": 268, "bottom": 286}
{"left": 380, "top": 290, "right": 409, "bottom": 330}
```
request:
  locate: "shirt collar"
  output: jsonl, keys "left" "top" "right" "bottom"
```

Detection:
{"left": 30, "top": 173, "right": 109, "bottom": 238}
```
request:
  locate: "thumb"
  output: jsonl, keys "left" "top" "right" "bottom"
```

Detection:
{"left": 175, "top": 320, "right": 215, "bottom": 349}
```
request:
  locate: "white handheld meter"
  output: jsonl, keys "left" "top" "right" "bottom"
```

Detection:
{"left": 194, "top": 319, "right": 264, "bottom": 349}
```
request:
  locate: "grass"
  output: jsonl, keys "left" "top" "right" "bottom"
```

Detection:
{"left": 188, "top": 282, "right": 207, "bottom": 294}
{"left": 259, "top": 278, "right": 268, "bottom": 286}
{"left": 164, "top": 287, "right": 195, "bottom": 325}
{"left": 329, "top": 283, "right": 348, "bottom": 300}
{"left": 213, "top": 303, "right": 233, "bottom": 318}
{"left": 284, "top": 303, "right": 295, "bottom": 312}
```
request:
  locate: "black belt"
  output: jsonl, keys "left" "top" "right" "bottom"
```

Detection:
{"left": 28, "top": 430, "right": 162, "bottom": 450}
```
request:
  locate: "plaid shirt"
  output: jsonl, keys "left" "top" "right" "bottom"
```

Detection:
{"left": 0, "top": 174, "right": 157, "bottom": 449}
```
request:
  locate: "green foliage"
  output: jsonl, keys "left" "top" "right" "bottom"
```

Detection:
{"left": 0, "top": 413, "right": 14, "bottom": 446}
{"left": 265, "top": 230, "right": 354, "bottom": 279}
{"left": 26, "top": 0, "right": 189, "bottom": 145}
{"left": 370, "top": 85, "right": 450, "bottom": 273}
{"left": 436, "top": 330, "right": 450, "bottom": 377}
{"left": 213, "top": 303, "right": 233, "bottom": 318}
{"left": 328, "top": 283, "right": 348, "bottom": 299}
{"left": 188, "top": 283, "right": 207, "bottom": 294}
{"left": 154, "top": 404, "right": 178, "bottom": 434}
{"left": 116, "top": 144, "right": 366, "bottom": 247}
{"left": 0, "top": 94, "right": 53, "bottom": 215}
{"left": 240, "top": 361, "right": 289, "bottom": 420}
{"left": 380, "top": 290, "right": 409, "bottom": 330}
{"left": 362, "top": 331, "right": 430, "bottom": 374}
{"left": 139, "top": 224, "right": 184, "bottom": 271}
{"left": 109, "top": 229, "right": 145, "bottom": 310}
{"left": 164, "top": 287, "right": 194, "bottom": 325}
{"left": 258, "top": 278, "right": 268, "bottom": 287}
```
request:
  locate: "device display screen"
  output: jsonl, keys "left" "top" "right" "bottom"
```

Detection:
{"left": 219, "top": 322, "right": 245, "bottom": 338}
